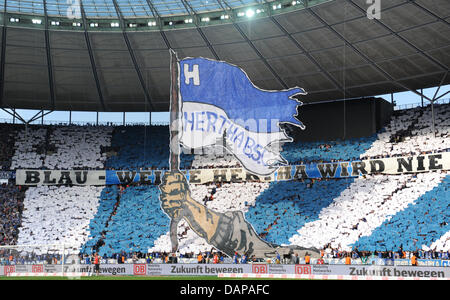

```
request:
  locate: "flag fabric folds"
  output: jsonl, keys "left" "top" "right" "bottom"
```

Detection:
{"left": 177, "top": 57, "right": 306, "bottom": 176}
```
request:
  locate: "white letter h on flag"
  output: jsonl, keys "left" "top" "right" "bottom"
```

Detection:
{"left": 184, "top": 64, "right": 200, "bottom": 86}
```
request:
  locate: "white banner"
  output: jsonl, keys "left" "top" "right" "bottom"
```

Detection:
{"left": 15, "top": 152, "right": 450, "bottom": 185}
{"left": 15, "top": 170, "right": 106, "bottom": 186}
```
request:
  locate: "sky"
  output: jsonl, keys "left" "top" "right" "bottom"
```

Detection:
{"left": 0, "top": 84, "right": 448, "bottom": 125}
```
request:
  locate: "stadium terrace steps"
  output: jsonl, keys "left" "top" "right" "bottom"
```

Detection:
{"left": 43, "top": 126, "right": 112, "bottom": 169}
{"left": 81, "top": 185, "right": 120, "bottom": 255}
{"left": 1, "top": 103, "right": 449, "bottom": 254}
{"left": 17, "top": 186, "right": 103, "bottom": 254}
{"left": 245, "top": 179, "right": 355, "bottom": 246}
{"left": 10, "top": 127, "right": 47, "bottom": 169}
{"left": 10, "top": 126, "right": 112, "bottom": 170}
{"left": 0, "top": 124, "right": 19, "bottom": 170}
{"left": 190, "top": 150, "right": 242, "bottom": 169}
{"left": 431, "top": 230, "right": 450, "bottom": 252}
{"left": 362, "top": 104, "right": 450, "bottom": 159}
{"left": 0, "top": 184, "right": 26, "bottom": 246}
{"left": 289, "top": 172, "right": 448, "bottom": 251}
{"left": 97, "top": 185, "right": 170, "bottom": 256}
{"left": 105, "top": 126, "right": 194, "bottom": 170}
{"left": 353, "top": 174, "right": 450, "bottom": 251}
{"left": 282, "top": 136, "right": 378, "bottom": 165}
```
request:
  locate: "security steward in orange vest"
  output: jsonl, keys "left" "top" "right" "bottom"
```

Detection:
{"left": 411, "top": 253, "right": 418, "bottom": 266}
{"left": 304, "top": 252, "right": 311, "bottom": 264}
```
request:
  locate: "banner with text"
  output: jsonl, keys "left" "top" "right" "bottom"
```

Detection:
{"left": 16, "top": 170, "right": 106, "bottom": 186}
{"left": 16, "top": 152, "right": 450, "bottom": 186}
{"left": 1, "top": 263, "right": 449, "bottom": 278}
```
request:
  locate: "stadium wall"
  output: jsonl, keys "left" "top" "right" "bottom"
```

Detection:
{"left": 293, "top": 97, "right": 393, "bottom": 142}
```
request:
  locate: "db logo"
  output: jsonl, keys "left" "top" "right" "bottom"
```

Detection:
{"left": 252, "top": 264, "right": 268, "bottom": 274}
{"left": 4, "top": 266, "right": 15, "bottom": 275}
{"left": 32, "top": 265, "right": 43, "bottom": 273}
{"left": 295, "top": 265, "right": 311, "bottom": 275}
{"left": 133, "top": 264, "right": 146, "bottom": 275}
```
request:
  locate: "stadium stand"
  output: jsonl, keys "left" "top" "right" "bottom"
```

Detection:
{"left": 10, "top": 126, "right": 47, "bottom": 170}
{"left": 149, "top": 218, "right": 215, "bottom": 257}
{"left": 10, "top": 125, "right": 112, "bottom": 170}
{"left": 0, "top": 0, "right": 449, "bottom": 274}
{"left": 246, "top": 179, "right": 356, "bottom": 246}
{"left": 151, "top": 182, "right": 274, "bottom": 255}
{"left": 0, "top": 103, "right": 448, "bottom": 261}
{"left": 42, "top": 126, "right": 113, "bottom": 170}
{"left": 0, "top": 124, "right": 18, "bottom": 170}
{"left": 282, "top": 136, "right": 378, "bottom": 164}
{"left": 353, "top": 174, "right": 450, "bottom": 252}
{"left": 81, "top": 185, "right": 120, "bottom": 255}
{"left": 431, "top": 230, "right": 450, "bottom": 254}
{"left": 290, "top": 172, "right": 448, "bottom": 251}
{"left": 361, "top": 104, "right": 450, "bottom": 160}
{"left": 97, "top": 185, "right": 170, "bottom": 257}
{"left": 0, "top": 184, "right": 25, "bottom": 245}
{"left": 190, "top": 149, "right": 242, "bottom": 169}
{"left": 105, "top": 125, "right": 194, "bottom": 170}
{"left": 17, "top": 185, "right": 103, "bottom": 254}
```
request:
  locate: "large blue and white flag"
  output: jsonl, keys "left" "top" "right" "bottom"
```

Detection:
{"left": 178, "top": 57, "right": 306, "bottom": 176}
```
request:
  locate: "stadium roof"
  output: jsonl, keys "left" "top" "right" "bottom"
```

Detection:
{"left": 0, "top": 0, "right": 449, "bottom": 112}
{"left": 3, "top": 0, "right": 264, "bottom": 17}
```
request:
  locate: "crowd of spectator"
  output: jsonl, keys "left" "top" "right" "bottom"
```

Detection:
{"left": 10, "top": 125, "right": 112, "bottom": 170}
{"left": 16, "top": 185, "right": 103, "bottom": 254}
{"left": 0, "top": 183, "right": 25, "bottom": 246}
{"left": 361, "top": 103, "right": 450, "bottom": 160}
{"left": 0, "top": 104, "right": 449, "bottom": 266}
{"left": 0, "top": 124, "right": 17, "bottom": 170}
{"left": 2, "top": 102, "right": 449, "bottom": 172}
{"left": 2, "top": 245, "right": 450, "bottom": 266}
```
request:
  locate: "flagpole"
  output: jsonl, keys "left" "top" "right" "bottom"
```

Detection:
{"left": 169, "top": 49, "right": 181, "bottom": 253}
{"left": 169, "top": 49, "right": 180, "bottom": 171}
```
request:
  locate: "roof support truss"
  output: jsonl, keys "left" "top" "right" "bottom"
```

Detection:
{"left": 220, "top": 0, "right": 289, "bottom": 89}
{"left": 80, "top": 2, "right": 106, "bottom": 112}
{"left": 432, "top": 71, "right": 449, "bottom": 102}
{"left": 144, "top": 0, "right": 174, "bottom": 54}
{"left": 268, "top": 14, "right": 346, "bottom": 94}
{"left": 0, "top": 0, "right": 6, "bottom": 107}
{"left": 112, "top": 0, "right": 155, "bottom": 112}
{"left": 0, "top": 25, "right": 6, "bottom": 108}
{"left": 1, "top": 108, "right": 26, "bottom": 124}
{"left": 0, "top": 108, "right": 54, "bottom": 124}
{"left": 306, "top": 4, "right": 435, "bottom": 102}
{"left": 409, "top": 0, "right": 450, "bottom": 26}
{"left": 26, "top": 109, "right": 54, "bottom": 124}
{"left": 346, "top": 0, "right": 448, "bottom": 72}
{"left": 180, "top": 0, "right": 221, "bottom": 60}
{"left": 43, "top": 0, "right": 56, "bottom": 109}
